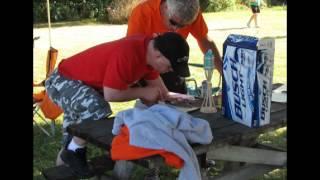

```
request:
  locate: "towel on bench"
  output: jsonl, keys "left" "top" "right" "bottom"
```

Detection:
{"left": 111, "top": 104, "right": 213, "bottom": 180}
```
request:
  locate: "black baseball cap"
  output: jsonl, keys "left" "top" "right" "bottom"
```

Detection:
{"left": 154, "top": 32, "right": 190, "bottom": 77}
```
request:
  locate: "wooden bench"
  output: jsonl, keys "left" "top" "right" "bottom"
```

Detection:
{"left": 43, "top": 84, "right": 287, "bottom": 179}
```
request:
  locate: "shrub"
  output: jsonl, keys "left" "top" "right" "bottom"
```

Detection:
{"left": 199, "top": 0, "right": 210, "bottom": 11}
{"left": 204, "top": 0, "right": 236, "bottom": 12}
{"left": 236, "top": 0, "right": 285, "bottom": 8}
{"left": 269, "top": 0, "right": 286, "bottom": 6}
{"left": 33, "top": 0, "right": 285, "bottom": 24}
{"left": 33, "top": 1, "right": 47, "bottom": 23}
{"left": 33, "top": 0, "right": 112, "bottom": 23}
{"left": 106, "top": 0, "right": 141, "bottom": 24}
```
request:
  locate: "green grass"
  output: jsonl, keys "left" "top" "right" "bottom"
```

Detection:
{"left": 33, "top": 118, "right": 63, "bottom": 179}
{"left": 33, "top": 6, "right": 286, "bottom": 179}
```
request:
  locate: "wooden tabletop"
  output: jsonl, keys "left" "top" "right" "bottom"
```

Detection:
{"left": 67, "top": 102, "right": 286, "bottom": 151}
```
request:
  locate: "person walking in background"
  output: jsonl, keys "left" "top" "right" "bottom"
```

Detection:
{"left": 247, "top": 0, "right": 261, "bottom": 28}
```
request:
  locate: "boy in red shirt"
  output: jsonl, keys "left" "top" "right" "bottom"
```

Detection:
{"left": 127, "top": 0, "right": 223, "bottom": 93}
{"left": 45, "top": 32, "right": 190, "bottom": 178}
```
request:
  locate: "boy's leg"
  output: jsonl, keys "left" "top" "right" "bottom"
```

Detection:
{"left": 56, "top": 110, "right": 76, "bottom": 166}
{"left": 59, "top": 82, "right": 112, "bottom": 177}
{"left": 56, "top": 148, "right": 64, "bottom": 166}
{"left": 45, "top": 70, "right": 112, "bottom": 177}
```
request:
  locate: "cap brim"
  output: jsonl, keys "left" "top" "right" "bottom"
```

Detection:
{"left": 173, "top": 64, "right": 190, "bottom": 77}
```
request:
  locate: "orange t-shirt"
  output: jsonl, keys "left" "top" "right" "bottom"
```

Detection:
{"left": 58, "top": 35, "right": 159, "bottom": 90}
{"left": 111, "top": 125, "right": 184, "bottom": 169}
{"left": 127, "top": 0, "right": 208, "bottom": 40}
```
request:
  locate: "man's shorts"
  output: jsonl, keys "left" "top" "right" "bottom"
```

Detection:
{"left": 45, "top": 69, "right": 112, "bottom": 144}
{"left": 251, "top": 5, "right": 260, "bottom": 13}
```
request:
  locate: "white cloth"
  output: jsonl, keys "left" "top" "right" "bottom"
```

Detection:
{"left": 272, "top": 84, "right": 287, "bottom": 103}
{"left": 112, "top": 104, "right": 213, "bottom": 180}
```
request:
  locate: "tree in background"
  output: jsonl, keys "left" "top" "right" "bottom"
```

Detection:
{"left": 33, "top": 0, "right": 286, "bottom": 24}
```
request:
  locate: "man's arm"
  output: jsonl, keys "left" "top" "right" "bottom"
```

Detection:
{"left": 126, "top": 5, "right": 147, "bottom": 36}
{"left": 197, "top": 35, "right": 223, "bottom": 75}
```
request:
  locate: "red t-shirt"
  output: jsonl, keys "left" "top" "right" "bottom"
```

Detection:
{"left": 58, "top": 35, "right": 159, "bottom": 90}
{"left": 127, "top": 0, "right": 208, "bottom": 40}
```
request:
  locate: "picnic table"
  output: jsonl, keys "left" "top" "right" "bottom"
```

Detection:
{"left": 43, "top": 84, "right": 287, "bottom": 180}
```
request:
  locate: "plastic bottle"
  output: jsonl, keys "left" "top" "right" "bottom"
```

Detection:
{"left": 201, "top": 80, "right": 207, "bottom": 98}
{"left": 204, "top": 49, "right": 214, "bottom": 70}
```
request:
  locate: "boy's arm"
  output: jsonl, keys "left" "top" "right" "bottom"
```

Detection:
{"left": 145, "top": 77, "right": 169, "bottom": 100}
{"left": 103, "top": 86, "right": 160, "bottom": 103}
{"left": 146, "top": 77, "right": 195, "bottom": 102}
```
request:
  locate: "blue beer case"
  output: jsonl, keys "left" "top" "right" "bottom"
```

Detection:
{"left": 221, "top": 34, "right": 275, "bottom": 127}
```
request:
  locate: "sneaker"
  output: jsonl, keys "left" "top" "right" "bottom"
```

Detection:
{"left": 60, "top": 147, "right": 94, "bottom": 178}
{"left": 206, "top": 159, "right": 216, "bottom": 167}
{"left": 144, "top": 168, "right": 160, "bottom": 180}
{"left": 247, "top": 22, "right": 250, "bottom": 28}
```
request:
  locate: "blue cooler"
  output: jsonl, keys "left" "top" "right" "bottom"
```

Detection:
{"left": 221, "top": 34, "right": 275, "bottom": 127}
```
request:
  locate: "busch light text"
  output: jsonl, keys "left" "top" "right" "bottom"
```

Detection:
{"left": 222, "top": 34, "right": 274, "bottom": 128}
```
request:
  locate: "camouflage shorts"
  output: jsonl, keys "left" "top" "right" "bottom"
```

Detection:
{"left": 45, "top": 69, "right": 112, "bottom": 145}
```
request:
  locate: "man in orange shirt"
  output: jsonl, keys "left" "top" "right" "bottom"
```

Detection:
{"left": 127, "top": 0, "right": 222, "bottom": 93}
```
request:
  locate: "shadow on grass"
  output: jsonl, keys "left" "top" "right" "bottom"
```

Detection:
{"left": 33, "top": 121, "right": 107, "bottom": 179}
{"left": 209, "top": 27, "right": 248, "bottom": 31}
{"left": 33, "top": 174, "right": 46, "bottom": 180}
{"left": 270, "top": 35, "right": 286, "bottom": 39}
{"left": 33, "top": 123, "right": 63, "bottom": 180}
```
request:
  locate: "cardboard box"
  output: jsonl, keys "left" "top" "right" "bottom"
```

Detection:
{"left": 221, "top": 34, "right": 275, "bottom": 127}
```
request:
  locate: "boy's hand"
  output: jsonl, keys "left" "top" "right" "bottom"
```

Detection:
{"left": 165, "top": 92, "right": 195, "bottom": 103}
{"left": 140, "top": 87, "right": 161, "bottom": 106}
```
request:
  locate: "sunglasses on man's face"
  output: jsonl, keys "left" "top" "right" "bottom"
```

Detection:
{"left": 169, "top": 19, "right": 184, "bottom": 28}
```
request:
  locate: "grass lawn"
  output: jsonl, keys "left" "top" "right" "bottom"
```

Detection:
{"left": 33, "top": 6, "right": 286, "bottom": 180}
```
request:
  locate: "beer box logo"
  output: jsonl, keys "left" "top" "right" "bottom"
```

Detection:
{"left": 223, "top": 46, "right": 256, "bottom": 126}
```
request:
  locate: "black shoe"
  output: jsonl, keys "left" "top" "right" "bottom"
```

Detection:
{"left": 60, "top": 147, "right": 94, "bottom": 178}
{"left": 144, "top": 168, "right": 160, "bottom": 180}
